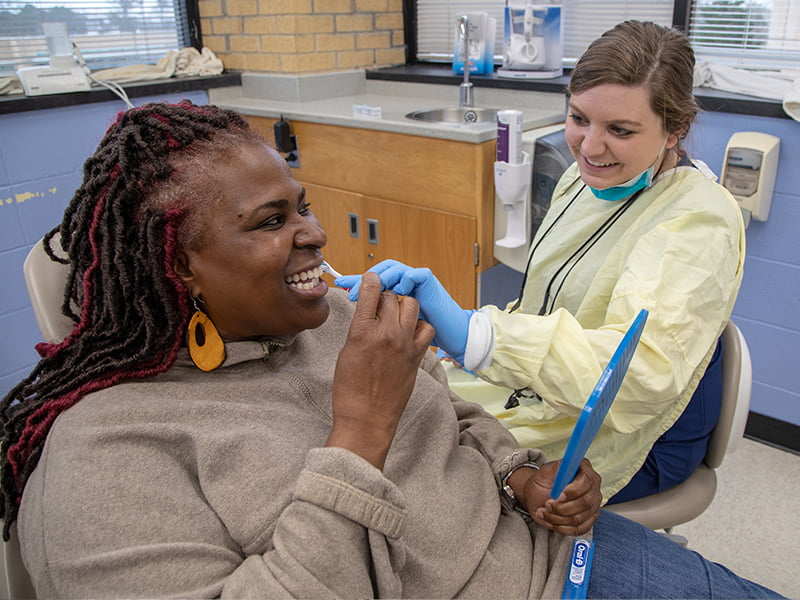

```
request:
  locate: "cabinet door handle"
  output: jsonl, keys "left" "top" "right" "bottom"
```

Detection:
{"left": 367, "top": 218, "right": 379, "bottom": 245}
{"left": 348, "top": 213, "right": 360, "bottom": 238}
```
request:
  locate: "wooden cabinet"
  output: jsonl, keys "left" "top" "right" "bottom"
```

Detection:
{"left": 245, "top": 116, "right": 497, "bottom": 308}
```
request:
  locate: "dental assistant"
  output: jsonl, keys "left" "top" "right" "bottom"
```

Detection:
{"left": 338, "top": 20, "right": 746, "bottom": 503}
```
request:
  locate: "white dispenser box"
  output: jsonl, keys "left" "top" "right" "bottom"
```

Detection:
{"left": 452, "top": 12, "right": 497, "bottom": 76}
{"left": 498, "top": 0, "right": 563, "bottom": 79}
{"left": 721, "top": 131, "right": 780, "bottom": 223}
{"left": 16, "top": 22, "right": 91, "bottom": 96}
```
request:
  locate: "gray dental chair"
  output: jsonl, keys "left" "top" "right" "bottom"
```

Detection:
{"left": 0, "top": 523, "right": 35, "bottom": 600}
{"left": 606, "top": 319, "right": 752, "bottom": 542}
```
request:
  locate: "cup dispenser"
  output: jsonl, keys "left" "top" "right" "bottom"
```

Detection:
{"left": 494, "top": 110, "right": 532, "bottom": 250}
{"left": 494, "top": 122, "right": 572, "bottom": 273}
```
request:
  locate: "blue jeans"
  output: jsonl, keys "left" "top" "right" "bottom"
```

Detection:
{"left": 587, "top": 511, "right": 784, "bottom": 599}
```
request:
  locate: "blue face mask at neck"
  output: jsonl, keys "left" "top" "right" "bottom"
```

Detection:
{"left": 588, "top": 141, "right": 668, "bottom": 202}
{"left": 589, "top": 164, "right": 656, "bottom": 201}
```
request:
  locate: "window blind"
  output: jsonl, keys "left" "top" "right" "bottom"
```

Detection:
{"left": 0, "top": 0, "right": 195, "bottom": 75}
{"left": 416, "top": 0, "right": 674, "bottom": 65}
{"left": 688, "top": 0, "right": 800, "bottom": 70}
{"left": 561, "top": 1, "right": 673, "bottom": 62}
{"left": 416, "top": 0, "right": 505, "bottom": 61}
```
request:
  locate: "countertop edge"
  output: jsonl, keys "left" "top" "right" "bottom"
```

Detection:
{"left": 213, "top": 99, "right": 503, "bottom": 143}
{"left": 212, "top": 98, "right": 565, "bottom": 143}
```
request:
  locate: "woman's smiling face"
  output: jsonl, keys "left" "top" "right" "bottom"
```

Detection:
{"left": 174, "top": 141, "right": 331, "bottom": 340}
{"left": 565, "top": 83, "right": 680, "bottom": 190}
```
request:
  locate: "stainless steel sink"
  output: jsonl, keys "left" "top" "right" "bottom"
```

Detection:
{"left": 405, "top": 107, "right": 499, "bottom": 124}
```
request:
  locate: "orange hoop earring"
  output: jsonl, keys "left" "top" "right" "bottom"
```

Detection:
{"left": 187, "top": 302, "right": 225, "bottom": 372}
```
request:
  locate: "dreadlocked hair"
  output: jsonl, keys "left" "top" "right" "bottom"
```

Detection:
{"left": 0, "top": 100, "right": 262, "bottom": 539}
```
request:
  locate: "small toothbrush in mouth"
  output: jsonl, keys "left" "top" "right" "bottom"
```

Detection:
{"left": 321, "top": 260, "right": 343, "bottom": 279}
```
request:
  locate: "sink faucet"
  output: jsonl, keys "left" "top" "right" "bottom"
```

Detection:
{"left": 458, "top": 14, "right": 474, "bottom": 108}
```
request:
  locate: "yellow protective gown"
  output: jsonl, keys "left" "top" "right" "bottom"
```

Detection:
{"left": 448, "top": 160, "right": 745, "bottom": 501}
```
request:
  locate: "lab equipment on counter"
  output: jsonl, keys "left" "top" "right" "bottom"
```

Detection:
{"left": 452, "top": 12, "right": 496, "bottom": 77}
{"left": 498, "top": 0, "right": 563, "bottom": 80}
{"left": 16, "top": 22, "right": 91, "bottom": 95}
{"left": 720, "top": 131, "right": 780, "bottom": 226}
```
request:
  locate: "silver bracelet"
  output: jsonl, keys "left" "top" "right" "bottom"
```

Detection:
{"left": 501, "top": 461, "right": 540, "bottom": 517}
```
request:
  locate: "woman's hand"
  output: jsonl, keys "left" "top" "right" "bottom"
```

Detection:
{"left": 513, "top": 459, "right": 602, "bottom": 536}
{"left": 326, "top": 272, "right": 435, "bottom": 469}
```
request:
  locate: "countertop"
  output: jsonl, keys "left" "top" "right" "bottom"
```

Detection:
{"left": 209, "top": 70, "right": 567, "bottom": 143}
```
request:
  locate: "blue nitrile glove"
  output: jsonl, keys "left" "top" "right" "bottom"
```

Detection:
{"left": 335, "top": 259, "right": 473, "bottom": 364}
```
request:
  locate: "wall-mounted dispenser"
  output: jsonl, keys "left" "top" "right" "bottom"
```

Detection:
{"left": 494, "top": 123, "right": 572, "bottom": 272}
{"left": 720, "top": 131, "right": 780, "bottom": 227}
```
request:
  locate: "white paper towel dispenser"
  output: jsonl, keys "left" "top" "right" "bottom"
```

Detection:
{"left": 720, "top": 131, "right": 780, "bottom": 225}
{"left": 494, "top": 124, "right": 573, "bottom": 273}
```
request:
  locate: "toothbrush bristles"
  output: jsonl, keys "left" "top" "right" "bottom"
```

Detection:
{"left": 321, "top": 261, "right": 343, "bottom": 279}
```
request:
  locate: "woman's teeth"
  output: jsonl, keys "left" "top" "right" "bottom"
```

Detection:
{"left": 586, "top": 157, "right": 615, "bottom": 167}
{"left": 286, "top": 266, "right": 323, "bottom": 290}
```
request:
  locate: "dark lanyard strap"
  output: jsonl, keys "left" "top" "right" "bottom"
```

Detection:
{"left": 504, "top": 183, "right": 643, "bottom": 409}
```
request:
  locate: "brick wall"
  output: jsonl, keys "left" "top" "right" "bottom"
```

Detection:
{"left": 200, "top": 0, "right": 406, "bottom": 74}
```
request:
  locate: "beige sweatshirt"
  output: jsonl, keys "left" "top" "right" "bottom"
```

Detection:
{"left": 18, "top": 290, "right": 574, "bottom": 599}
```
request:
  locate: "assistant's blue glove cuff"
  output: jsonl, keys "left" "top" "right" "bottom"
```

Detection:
{"left": 433, "top": 309, "right": 473, "bottom": 366}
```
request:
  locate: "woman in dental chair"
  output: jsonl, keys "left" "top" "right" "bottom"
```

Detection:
{"left": 338, "top": 20, "right": 744, "bottom": 507}
{"left": 0, "top": 101, "right": 778, "bottom": 599}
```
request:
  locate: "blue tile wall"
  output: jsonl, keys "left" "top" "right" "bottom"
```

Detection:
{"left": 744, "top": 191, "right": 800, "bottom": 264}
{"left": 750, "top": 383, "right": 799, "bottom": 424}
{"left": 0, "top": 307, "right": 41, "bottom": 375}
{"left": 0, "top": 247, "right": 30, "bottom": 316}
{"left": 15, "top": 172, "right": 82, "bottom": 244}
{"left": 0, "top": 90, "right": 208, "bottom": 398}
{"left": 739, "top": 318, "right": 800, "bottom": 394}
{"left": 734, "top": 256, "right": 800, "bottom": 329}
{"left": 0, "top": 151, "right": 9, "bottom": 186}
{"left": 0, "top": 185, "right": 26, "bottom": 250}
{"left": 1, "top": 105, "right": 107, "bottom": 181}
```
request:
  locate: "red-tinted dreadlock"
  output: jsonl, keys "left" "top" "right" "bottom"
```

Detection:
{"left": 0, "top": 100, "right": 264, "bottom": 539}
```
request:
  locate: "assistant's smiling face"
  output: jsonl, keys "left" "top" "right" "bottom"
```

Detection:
{"left": 175, "top": 142, "right": 331, "bottom": 340}
{"left": 565, "top": 84, "right": 679, "bottom": 190}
